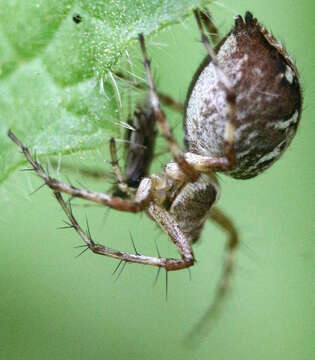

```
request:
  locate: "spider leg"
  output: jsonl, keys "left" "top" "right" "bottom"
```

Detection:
{"left": 148, "top": 202, "right": 195, "bottom": 270}
{"left": 188, "top": 206, "right": 238, "bottom": 340}
{"left": 109, "top": 137, "right": 134, "bottom": 197}
{"left": 199, "top": 7, "right": 220, "bottom": 45}
{"left": 8, "top": 130, "right": 150, "bottom": 213}
{"left": 53, "top": 191, "right": 189, "bottom": 269}
{"left": 193, "top": 9, "right": 237, "bottom": 171}
{"left": 116, "top": 10, "right": 219, "bottom": 117}
{"left": 208, "top": 206, "right": 238, "bottom": 303}
{"left": 138, "top": 34, "right": 199, "bottom": 181}
{"left": 114, "top": 71, "right": 184, "bottom": 113}
{"left": 184, "top": 152, "right": 234, "bottom": 172}
{"left": 166, "top": 151, "right": 234, "bottom": 174}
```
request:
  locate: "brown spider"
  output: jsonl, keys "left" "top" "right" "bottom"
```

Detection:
{"left": 8, "top": 9, "right": 302, "bottom": 337}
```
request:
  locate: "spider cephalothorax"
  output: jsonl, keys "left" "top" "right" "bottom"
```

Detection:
{"left": 8, "top": 9, "right": 302, "bottom": 337}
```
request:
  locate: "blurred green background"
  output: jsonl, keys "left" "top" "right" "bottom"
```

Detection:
{"left": 1, "top": 0, "right": 314, "bottom": 359}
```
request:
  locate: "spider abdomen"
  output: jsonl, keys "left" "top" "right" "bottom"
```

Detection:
{"left": 184, "top": 12, "right": 302, "bottom": 179}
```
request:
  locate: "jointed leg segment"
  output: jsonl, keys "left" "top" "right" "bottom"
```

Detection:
{"left": 55, "top": 191, "right": 191, "bottom": 270}
{"left": 8, "top": 130, "right": 148, "bottom": 213}
{"left": 208, "top": 207, "right": 238, "bottom": 301}
{"left": 138, "top": 34, "right": 199, "bottom": 182}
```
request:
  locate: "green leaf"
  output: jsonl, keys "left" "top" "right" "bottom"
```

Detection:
{"left": 0, "top": 0, "right": 211, "bottom": 184}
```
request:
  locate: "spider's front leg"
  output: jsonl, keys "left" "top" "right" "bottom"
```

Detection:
{"left": 138, "top": 34, "right": 199, "bottom": 181}
{"left": 53, "top": 191, "right": 193, "bottom": 270}
{"left": 8, "top": 130, "right": 150, "bottom": 213}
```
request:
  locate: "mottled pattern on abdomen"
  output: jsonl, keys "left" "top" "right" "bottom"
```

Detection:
{"left": 184, "top": 17, "right": 302, "bottom": 179}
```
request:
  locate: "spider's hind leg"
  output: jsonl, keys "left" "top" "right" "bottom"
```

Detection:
{"left": 188, "top": 206, "right": 239, "bottom": 339}
{"left": 208, "top": 206, "right": 238, "bottom": 303}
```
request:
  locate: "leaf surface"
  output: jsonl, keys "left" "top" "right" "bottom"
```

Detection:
{"left": 0, "top": 0, "right": 210, "bottom": 184}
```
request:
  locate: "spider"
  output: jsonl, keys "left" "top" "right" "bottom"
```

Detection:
{"left": 8, "top": 9, "right": 302, "bottom": 336}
